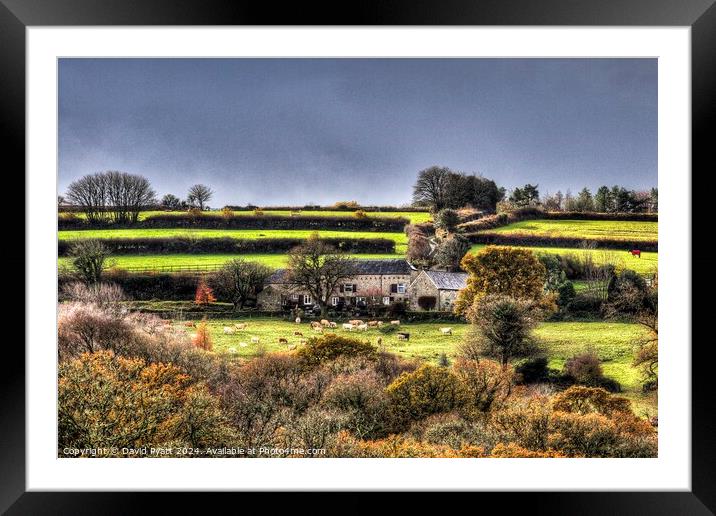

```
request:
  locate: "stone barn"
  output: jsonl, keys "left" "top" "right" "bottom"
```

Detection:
{"left": 409, "top": 270, "right": 468, "bottom": 311}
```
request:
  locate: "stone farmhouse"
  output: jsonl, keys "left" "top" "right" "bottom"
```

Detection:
{"left": 408, "top": 270, "right": 468, "bottom": 312}
{"left": 257, "top": 258, "right": 467, "bottom": 312}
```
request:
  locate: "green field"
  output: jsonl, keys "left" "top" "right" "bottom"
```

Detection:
{"left": 59, "top": 252, "right": 403, "bottom": 271}
{"left": 469, "top": 244, "right": 657, "bottom": 275}
{"left": 66, "top": 209, "right": 432, "bottom": 224}
{"left": 483, "top": 219, "right": 657, "bottom": 242}
{"left": 170, "top": 317, "right": 655, "bottom": 415}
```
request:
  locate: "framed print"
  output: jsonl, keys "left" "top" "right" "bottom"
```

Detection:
{"left": 4, "top": 0, "right": 714, "bottom": 511}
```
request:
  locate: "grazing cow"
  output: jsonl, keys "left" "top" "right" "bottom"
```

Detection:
{"left": 295, "top": 317, "right": 301, "bottom": 324}
{"left": 288, "top": 344, "right": 297, "bottom": 350}
{"left": 367, "top": 321, "right": 379, "bottom": 327}
{"left": 390, "top": 320, "right": 401, "bottom": 326}
{"left": 294, "top": 331, "right": 303, "bottom": 336}
{"left": 329, "top": 322, "right": 337, "bottom": 328}
{"left": 235, "top": 323, "right": 247, "bottom": 330}
{"left": 239, "top": 342, "right": 248, "bottom": 348}
{"left": 440, "top": 327, "right": 453, "bottom": 336}
{"left": 630, "top": 249, "right": 641, "bottom": 258}
{"left": 251, "top": 337, "right": 260, "bottom": 344}
{"left": 223, "top": 326, "right": 236, "bottom": 335}
{"left": 278, "top": 337, "right": 288, "bottom": 344}
{"left": 342, "top": 323, "right": 354, "bottom": 331}
{"left": 357, "top": 323, "right": 369, "bottom": 331}
{"left": 320, "top": 319, "right": 330, "bottom": 327}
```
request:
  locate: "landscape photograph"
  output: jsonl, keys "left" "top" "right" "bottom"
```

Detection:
{"left": 57, "top": 58, "right": 658, "bottom": 459}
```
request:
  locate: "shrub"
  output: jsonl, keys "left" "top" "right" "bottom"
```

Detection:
{"left": 454, "top": 358, "right": 515, "bottom": 413}
{"left": 489, "top": 394, "right": 553, "bottom": 451}
{"left": 322, "top": 369, "right": 390, "bottom": 439}
{"left": 552, "top": 386, "right": 632, "bottom": 417}
{"left": 490, "top": 442, "right": 565, "bottom": 458}
{"left": 58, "top": 350, "right": 232, "bottom": 451}
{"left": 297, "top": 334, "right": 378, "bottom": 366}
{"left": 194, "top": 280, "right": 216, "bottom": 305}
{"left": 192, "top": 318, "right": 213, "bottom": 351}
{"left": 406, "top": 233, "right": 433, "bottom": 266}
{"left": 433, "top": 234, "right": 470, "bottom": 272}
{"left": 68, "top": 239, "right": 110, "bottom": 284}
{"left": 515, "top": 357, "right": 551, "bottom": 384}
{"left": 434, "top": 208, "right": 460, "bottom": 232}
{"left": 386, "top": 364, "right": 468, "bottom": 428}
{"left": 387, "top": 301, "right": 407, "bottom": 318}
{"left": 60, "top": 281, "right": 126, "bottom": 306}
{"left": 563, "top": 351, "right": 603, "bottom": 386}
{"left": 354, "top": 209, "right": 368, "bottom": 219}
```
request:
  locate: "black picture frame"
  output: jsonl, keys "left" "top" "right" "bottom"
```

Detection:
{"left": 3, "top": 0, "right": 713, "bottom": 512}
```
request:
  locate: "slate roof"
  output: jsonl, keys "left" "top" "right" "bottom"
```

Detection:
{"left": 266, "top": 259, "right": 413, "bottom": 284}
{"left": 423, "top": 270, "right": 469, "bottom": 290}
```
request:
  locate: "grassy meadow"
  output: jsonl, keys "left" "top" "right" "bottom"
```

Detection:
{"left": 483, "top": 219, "right": 657, "bottom": 242}
{"left": 171, "top": 317, "right": 655, "bottom": 415}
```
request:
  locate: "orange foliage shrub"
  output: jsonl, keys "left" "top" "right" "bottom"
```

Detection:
{"left": 192, "top": 318, "right": 213, "bottom": 351}
{"left": 194, "top": 280, "right": 216, "bottom": 305}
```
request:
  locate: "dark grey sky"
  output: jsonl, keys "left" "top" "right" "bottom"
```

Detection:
{"left": 59, "top": 58, "right": 657, "bottom": 207}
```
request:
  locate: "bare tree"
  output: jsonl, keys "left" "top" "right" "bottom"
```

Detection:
{"left": 187, "top": 184, "right": 213, "bottom": 210}
{"left": 104, "top": 171, "right": 156, "bottom": 223}
{"left": 66, "top": 173, "right": 108, "bottom": 223}
{"left": 286, "top": 234, "right": 356, "bottom": 317}
{"left": 412, "top": 166, "right": 451, "bottom": 212}
{"left": 210, "top": 259, "right": 272, "bottom": 310}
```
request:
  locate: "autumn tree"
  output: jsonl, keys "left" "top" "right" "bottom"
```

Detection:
{"left": 192, "top": 318, "right": 213, "bottom": 351}
{"left": 455, "top": 246, "right": 549, "bottom": 315}
{"left": 286, "top": 233, "right": 356, "bottom": 317}
{"left": 210, "top": 258, "right": 272, "bottom": 310}
{"left": 187, "top": 184, "right": 213, "bottom": 210}
{"left": 194, "top": 279, "right": 216, "bottom": 305}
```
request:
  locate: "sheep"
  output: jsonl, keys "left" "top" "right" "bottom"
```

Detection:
{"left": 223, "top": 326, "right": 236, "bottom": 335}
{"left": 251, "top": 337, "right": 260, "bottom": 344}
{"left": 234, "top": 323, "right": 248, "bottom": 330}
{"left": 329, "top": 322, "right": 337, "bottom": 328}
{"left": 278, "top": 337, "right": 288, "bottom": 344}
{"left": 294, "top": 331, "right": 303, "bottom": 336}
{"left": 320, "top": 319, "right": 330, "bottom": 327}
{"left": 342, "top": 323, "right": 354, "bottom": 331}
{"left": 310, "top": 321, "right": 323, "bottom": 330}
{"left": 440, "top": 327, "right": 453, "bottom": 335}
{"left": 183, "top": 321, "right": 196, "bottom": 328}
{"left": 295, "top": 317, "right": 301, "bottom": 324}
{"left": 367, "top": 321, "right": 379, "bottom": 327}
{"left": 348, "top": 319, "right": 364, "bottom": 326}
{"left": 377, "top": 321, "right": 384, "bottom": 327}
{"left": 397, "top": 334, "right": 407, "bottom": 341}
{"left": 239, "top": 342, "right": 248, "bottom": 348}
{"left": 312, "top": 326, "right": 324, "bottom": 333}
{"left": 357, "top": 323, "right": 369, "bottom": 331}
{"left": 288, "top": 344, "right": 297, "bottom": 351}
{"left": 390, "top": 320, "right": 401, "bottom": 326}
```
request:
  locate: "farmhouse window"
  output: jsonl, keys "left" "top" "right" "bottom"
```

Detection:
{"left": 382, "top": 296, "right": 391, "bottom": 305}
{"left": 390, "top": 284, "right": 397, "bottom": 293}
{"left": 304, "top": 295, "right": 312, "bottom": 304}
{"left": 356, "top": 296, "right": 366, "bottom": 303}
{"left": 344, "top": 284, "right": 354, "bottom": 293}
{"left": 397, "top": 283, "right": 406, "bottom": 294}
{"left": 331, "top": 296, "right": 340, "bottom": 306}
{"left": 290, "top": 294, "right": 299, "bottom": 301}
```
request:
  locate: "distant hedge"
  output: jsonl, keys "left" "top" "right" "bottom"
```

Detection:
{"left": 223, "top": 205, "right": 427, "bottom": 213}
{"left": 543, "top": 211, "right": 658, "bottom": 222}
{"left": 465, "top": 233, "right": 658, "bottom": 252}
{"left": 58, "top": 236, "right": 396, "bottom": 256}
{"left": 58, "top": 214, "right": 409, "bottom": 232}
{"left": 60, "top": 271, "right": 201, "bottom": 301}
